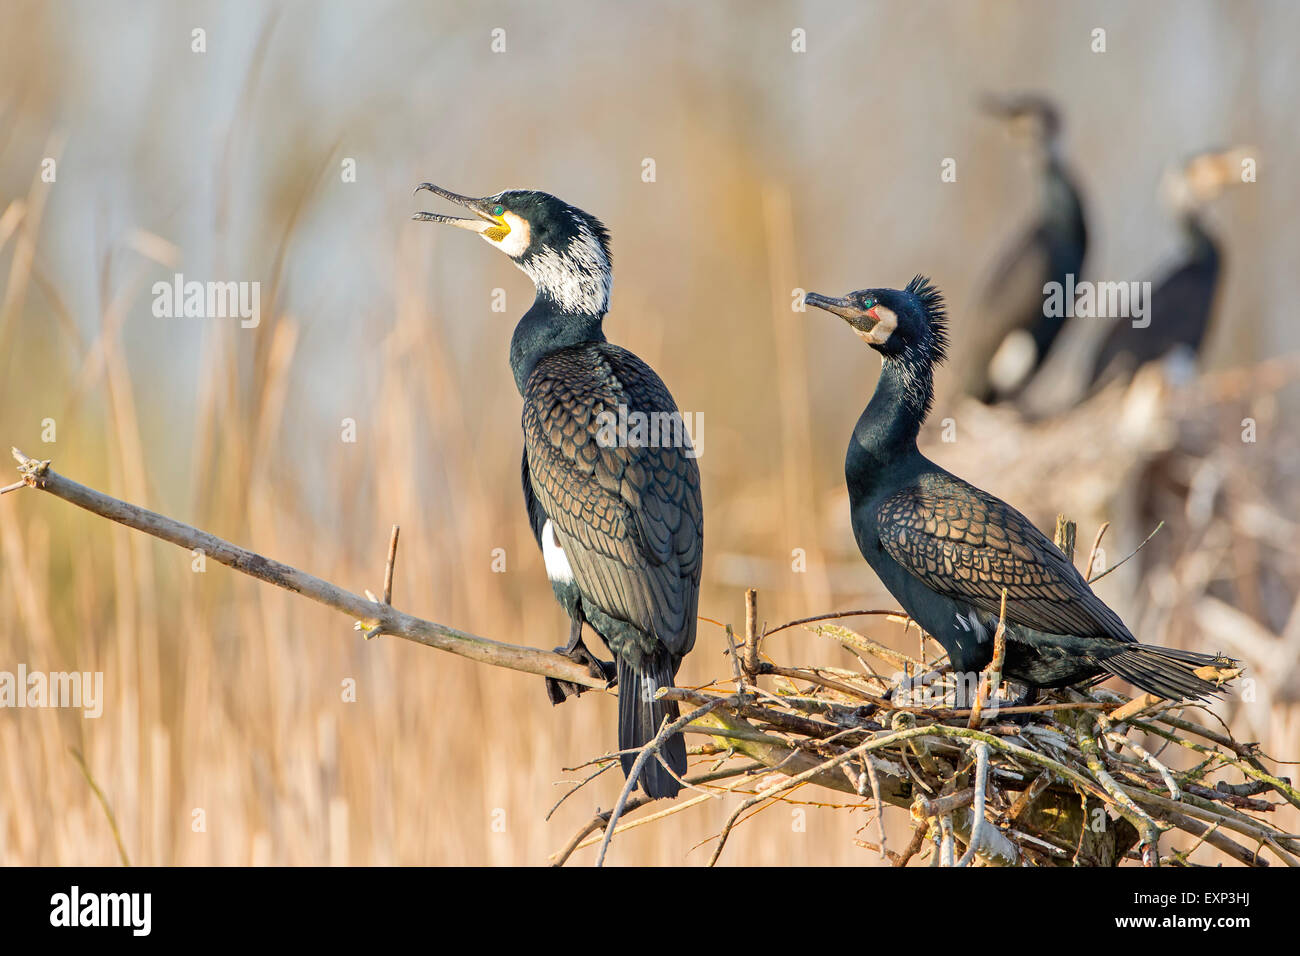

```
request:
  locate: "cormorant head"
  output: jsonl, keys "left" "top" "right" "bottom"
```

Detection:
{"left": 1161, "top": 146, "right": 1255, "bottom": 214}
{"left": 806, "top": 276, "right": 949, "bottom": 423}
{"left": 805, "top": 275, "right": 948, "bottom": 365}
{"left": 981, "top": 92, "right": 1061, "bottom": 154}
{"left": 414, "top": 184, "right": 612, "bottom": 315}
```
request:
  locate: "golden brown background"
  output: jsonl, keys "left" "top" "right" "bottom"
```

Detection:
{"left": 1, "top": 0, "right": 1296, "bottom": 865}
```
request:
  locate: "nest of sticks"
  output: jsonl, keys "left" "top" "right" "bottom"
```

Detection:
{"left": 553, "top": 582, "right": 1297, "bottom": 869}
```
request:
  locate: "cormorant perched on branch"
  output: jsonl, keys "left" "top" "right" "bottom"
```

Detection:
{"left": 961, "top": 94, "right": 1088, "bottom": 404}
{"left": 1086, "top": 147, "right": 1251, "bottom": 390}
{"left": 415, "top": 184, "right": 702, "bottom": 799}
{"left": 805, "top": 276, "right": 1233, "bottom": 700}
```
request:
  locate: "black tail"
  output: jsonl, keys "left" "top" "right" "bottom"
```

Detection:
{"left": 1103, "top": 643, "right": 1237, "bottom": 701}
{"left": 617, "top": 655, "right": 686, "bottom": 799}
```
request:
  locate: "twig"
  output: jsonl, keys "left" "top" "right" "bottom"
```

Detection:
{"left": 660, "top": 686, "right": 861, "bottom": 740}
{"left": 6, "top": 448, "right": 606, "bottom": 690}
{"left": 955, "top": 742, "right": 991, "bottom": 867}
{"left": 1106, "top": 731, "right": 1181, "bottom": 801}
{"left": 807, "top": 623, "right": 924, "bottom": 672}
{"left": 545, "top": 761, "right": 618, "bottom": 821}
{"left": 1131, "top": 718, "right": 1300, "bottom": 812}
{"left": 742, "top": 588, "right": 760, "bottom": 682}
{"left": 722, "top": 624, "right": 743, "bottom": 686}
{"left": 1008, "top": 770, "right": 1053, "bottom": 825}
{"left": 362, "top": 524, "right": 402, "bottom": 639}
{"left": 1054, "top": 514, "right": 1076, "bottom": 564}
{"left": 1107, "top": 663, "right": 1241, "bottom": 724}
{"left": 1088, "top": 521, "right": 1164, "bottom": 584}
{"left": 568, "top": 773, "right": 760, "bottom": 859}
{"left": 549, "top": 761, "right": 761, "bottom": 866}
{"left": 765, "top": 665, "right": 1105, "bottom": 720}
{"left": 911, "top": 788, "right": 975, "bottom": 821}
{"left": 382, "top": 524, "right": 400, "bottom": 604}
{"left": 1072, "top": 712, "right": 1162, "bottom": 865}
{"left": 893, "top": 823, "right": 929, "bottom": 867}
{"left": 862, "top": 754, "right": 888, "bottom": 861}
{"left": 968, "top": 589, "right": 1008, "bottom": 728}
{"left": 939, "top": 813, "right": 956, "bottom": 867}
{"left": 763, "top": 608, "right": 906, "bottom": 639}
{"left": 1084, "top": 521, "right": 1110, "bottom": 581}
{"left": 595, "top": 698, "right": 725, "bottom": 866}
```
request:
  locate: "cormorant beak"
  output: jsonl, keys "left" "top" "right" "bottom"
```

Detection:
{"left": 1165, "top": 146, "right": 1256, "bottom": 209}
{"left": 979, "top": 93, "right": 1058, "bottom": 147}
{"left": 978, "top": 92, "right": 1019, "bottom": 117}
{"left": 804, "top": 292, "right": 877, "bottom": 333}
{"left": 1188, "top": 146, "right": 1255, "bottom": 192}
{"left": 412, "top": 183, "right": 508, "bottom": 239}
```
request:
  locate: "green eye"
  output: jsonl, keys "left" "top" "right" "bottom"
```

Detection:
{"left": 492, "top": 204, "right": 504, "bottom": 217}
{"left": 863, "top": 298, "right": 875, "bottom": 309}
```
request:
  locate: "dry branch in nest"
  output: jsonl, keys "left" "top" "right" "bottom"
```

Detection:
{"left": 560, "top": 598, "right": 1295, "bottom": 868}
{"left": 6, "top": 447, "right": 1296, "bottom": 868}
{"left": 553, "top": 526, "right": 1296, "bottom": 867}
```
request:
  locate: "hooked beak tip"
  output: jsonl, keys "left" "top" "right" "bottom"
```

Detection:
{"left": 412, "top": 182, "right": 500, "bottom": 234}
{"left": 804, "top": 291, "right": 871, "bottom": 326}
{"left": 803, "top": 292, "right": 844, "bottom": 315}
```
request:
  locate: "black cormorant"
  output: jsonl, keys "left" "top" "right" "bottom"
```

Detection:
{"left": 961, "top": 94, "right": 1088, "bottom": 404}
{"left": 805, "top": 276, "right": 1233, "bottom": 700}
{"left": 1086, "top": 147, "right": 1248, "bottom": 390}
{"left": 415, "top": 184, "right": 703, "bottom": 799}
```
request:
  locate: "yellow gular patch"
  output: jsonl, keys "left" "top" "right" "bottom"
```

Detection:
{"left": 861, "top": 305, "right": 898, "bottom": 346}
{"left": 484, "top": 210, "right": 531, "bottom": 258}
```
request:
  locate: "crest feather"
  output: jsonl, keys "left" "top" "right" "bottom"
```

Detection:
{"left": 905, "top": 274, "right": 948, "bottom": 366}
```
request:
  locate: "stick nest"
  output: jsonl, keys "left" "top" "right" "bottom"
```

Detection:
{"left": 555, "top": 607, "right": 1296, "bottom": 868}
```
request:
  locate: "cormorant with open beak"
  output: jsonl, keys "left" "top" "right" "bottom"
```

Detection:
{"left": 414, "top": 184, "right": 703, "bottom": 799}
{"left": 961, "top": 94, "right": 1088, "bottom": 404}
{"left": 805, "top": 276, "right": 1234, "bottom": 700}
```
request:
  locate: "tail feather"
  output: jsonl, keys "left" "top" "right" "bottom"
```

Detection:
{"left": 1103, "top": 643, "right": 1236, "bottom": 701}
{"left": 617, "top": 655, "right": 686, "bottom": 799}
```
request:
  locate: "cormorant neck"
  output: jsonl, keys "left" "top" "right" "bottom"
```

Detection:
{"left": 509, "top": 293, "right": 606, "bottom": 394}
{"left": 1178, "top": 210, "right": 1219, "bottom": 265}
{"left": 1042, "top": 154, "right": 1085, "bottom": 237}
{"left": 846, "top": 354, "right": 931, "bottom": 498}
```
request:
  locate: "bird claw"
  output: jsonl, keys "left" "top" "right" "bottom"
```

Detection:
{"left": 994, "top": 684, "right": 1041, "bottom": 725}
{"left": 545, "top": 642, "right": 616, "bottom": 706}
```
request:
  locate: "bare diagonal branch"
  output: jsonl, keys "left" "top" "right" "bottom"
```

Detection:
{"left": 6, "top": 447, "right": 605, "bottom": 690}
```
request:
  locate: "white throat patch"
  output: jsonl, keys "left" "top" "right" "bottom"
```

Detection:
{"left": 516, "top": 212, "right": 612, "bottom": 315}
{"left": 487, "top": 210, "right": 531, "bottom": 259}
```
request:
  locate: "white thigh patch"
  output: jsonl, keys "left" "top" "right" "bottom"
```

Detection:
{"left": 988, "top": 329, "right": 1037, "bottom": 394}
{"left": 541, "top": 519, "right": 575, "bottom": 585}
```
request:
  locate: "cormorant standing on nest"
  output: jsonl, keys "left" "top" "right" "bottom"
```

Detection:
{"left": 1087, "top": 147, "right": 1249, "bottom": 390}
{"left": 804, "top": 276, "right": 1233, "bottom": 700}
{"left": 414, "top": 184, "right": 702, "bottom": 799}
{"left": 961, "top": 94, "right": 1088, "bottom": 404}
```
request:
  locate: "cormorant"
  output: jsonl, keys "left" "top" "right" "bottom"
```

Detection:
{"left": 961, "top": 94, "right": 1088, "bottom": 404}
{"left": 415, "top": 184, "right": 703, "bottom": 798}
{"left": 1086, "top": 147, "right": 1248, "bottom": 390}
{"left": 804, "top": 276, "right": 1233, "bottom": 700}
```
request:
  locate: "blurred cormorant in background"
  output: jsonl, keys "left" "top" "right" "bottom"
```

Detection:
{"left": 961, "top": 94, "right": 1088, "bottom": 404}
{"left": 1086, "top": 147, "right": 1251, "bottom": 391}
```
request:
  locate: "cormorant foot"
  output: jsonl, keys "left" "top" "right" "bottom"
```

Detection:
{"left": 995, "top": 684, "right": 1041, "bottom": 725}
{"left": 544, "top": 640, "right": 617, "bottom": 706}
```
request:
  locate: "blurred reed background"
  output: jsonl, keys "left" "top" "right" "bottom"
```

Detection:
{"left": 0, "top": 0, "right": 1296, "bottom": 865}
